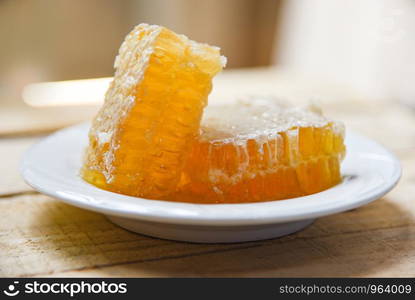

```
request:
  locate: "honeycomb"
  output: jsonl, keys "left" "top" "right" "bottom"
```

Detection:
{"left": 82, "top": 24, "right": 345, "bottom": 204}
{"left": 81, "top": 24, "right": 226, "bottom": 198}
{"left": 170, "top": 98, "right": 346, "bottom": 203}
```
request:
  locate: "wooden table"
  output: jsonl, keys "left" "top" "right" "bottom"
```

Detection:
{"left": 1, "top": 68, "right": 414, "bottom": 277}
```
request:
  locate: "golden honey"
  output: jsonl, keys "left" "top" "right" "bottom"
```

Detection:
{"left": 82, "top": 24, "right": 345, "bottom": 204}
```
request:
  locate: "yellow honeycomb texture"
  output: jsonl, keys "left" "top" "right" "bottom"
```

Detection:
{"left": 82, "top": 24, "right": 345, "bottom": 204}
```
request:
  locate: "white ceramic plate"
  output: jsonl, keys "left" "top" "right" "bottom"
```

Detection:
{"left": 21, "top": 123, "right": 401, "bottom": 243}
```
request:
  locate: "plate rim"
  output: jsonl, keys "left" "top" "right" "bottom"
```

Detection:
{"left": 20, "top": 122, "right": 402, "bottom": 226}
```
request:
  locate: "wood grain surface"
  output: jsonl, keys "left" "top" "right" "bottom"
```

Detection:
{"left": 1, "top": 68, "right": 413, "bottom": 277}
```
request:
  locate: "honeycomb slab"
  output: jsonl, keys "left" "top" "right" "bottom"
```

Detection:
{"left": 81, "top": 24, "right": 226, "bottom": 198}
{"left": 171, "top": 98, "right": 346, "bottom": 203}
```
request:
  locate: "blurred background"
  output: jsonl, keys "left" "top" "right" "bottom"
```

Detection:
{"left": 0, "top": 0, "right": 414, "bottom": 134}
